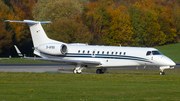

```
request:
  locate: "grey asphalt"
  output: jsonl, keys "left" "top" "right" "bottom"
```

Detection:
{"left": 0, "top": 63, "right": 179, "bottom": 73}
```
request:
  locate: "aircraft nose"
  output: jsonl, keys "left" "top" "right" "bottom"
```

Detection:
{"left": 164, "top": 56, "right": 176, "bottom": 66}
{"left": 169, "top": 60, "right": 176, "bottom": 66}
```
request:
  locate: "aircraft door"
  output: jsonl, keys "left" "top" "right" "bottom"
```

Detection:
{"left": 91, "top": 49, "right": 96, "bottom": 57}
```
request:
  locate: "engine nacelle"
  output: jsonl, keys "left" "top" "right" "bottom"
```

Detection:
{"left": 38, "top": 43, "right": 67, "bottom": 55}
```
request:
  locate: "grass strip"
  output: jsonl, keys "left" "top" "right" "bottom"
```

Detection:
{"left": 0, "top": 70, "right": 180, "bottom": 101}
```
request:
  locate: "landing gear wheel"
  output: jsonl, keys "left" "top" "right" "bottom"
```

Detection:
{"left": 96, "top": 69, "right": 101, "bottom": 74}
{"left": 73, "top": 70, "right": 81, "bottom": 74}
{"left": 96, "top": 68, "right": 107, "bottom": 74}
{"left": 73, "top": 67, "right": 82, "bottom": 74}
{"left": 73, "top": 68, "right": 77, "bottom": 74}
{"left": 159, "top": 71, "right": 165, "bottom": 75}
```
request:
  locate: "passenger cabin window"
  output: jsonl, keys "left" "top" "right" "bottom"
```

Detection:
{"left": 102, "top": 51, "right": 104, "bottom": 54}
{"left": 124, "top": 52, "right": 126, "bottom": 55}
{"left": 119, "top": 52, "right": 122, "bottom": 55}
{"left": 112, "top": 52, "right": 114, "bottom": 55}
{"left": 115, "top": 52, "right": 118, "bottom": 55}
{"left": 93, "top": 51, "right": 95, "bottom": 54}
{"left": 107, "top": 51, "right": 109, "bottom": 54}
{"left": 152, "top": 51, "right": 162, "bottom": 55}
{"left": 97, "top": 51, "right": 100, "bottom": 54}
{"left": 83, "top": 50, "right": 85, "bottom": 53}
{"left": 87, "top": 51, "right": 90, "bottom": 54}
{"left": 78, "top": 50, "right": 80, "bottom": 53}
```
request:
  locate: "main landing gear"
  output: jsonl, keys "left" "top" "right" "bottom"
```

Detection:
{"left": 73, "top": 64, "right": 83, "bottom": 74}
{"left": 73, "top": 63, "right": 107, "bottom": 74}
{"left": 96, "top": 68, "right": 107, "bottom": 74}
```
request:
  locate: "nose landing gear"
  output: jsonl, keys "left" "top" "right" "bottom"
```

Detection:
{"left": 159, "top": 66, "right": 174, "bottom": 75}
{"left": 159, "top": 70, "right": 165, "bottom": 75}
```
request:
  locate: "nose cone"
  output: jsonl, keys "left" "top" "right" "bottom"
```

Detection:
{"left": 169, "top": 60, "right": 176, "bottom": 66}
{"left": 164, "top": 56, "right": 176, "bottom": 66}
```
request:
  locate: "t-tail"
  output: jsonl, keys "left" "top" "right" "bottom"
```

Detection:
{"left": 5, "top": 20, "right": 62, "bottom": 47}
{"left": 6, "top": 20, "right": 66, "bottom": 58}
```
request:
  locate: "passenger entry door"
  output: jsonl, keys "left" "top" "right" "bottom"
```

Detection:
{"left": 91, "top": 49, "right": 96, "bottom": 57}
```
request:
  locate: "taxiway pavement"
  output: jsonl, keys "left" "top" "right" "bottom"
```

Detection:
{"left": 0, "top": 63, "right": 179, "bottom": 73}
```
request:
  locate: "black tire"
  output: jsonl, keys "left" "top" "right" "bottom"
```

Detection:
{"left": 96, "top": 69, "right": 101, "bottom": 74}
{"left": 159, "top": 71, "right": 165, "bottom": 75}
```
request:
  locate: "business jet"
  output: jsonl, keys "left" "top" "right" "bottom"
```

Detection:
{"left": 6, "top": 20, "right": 176, "bottom": 75}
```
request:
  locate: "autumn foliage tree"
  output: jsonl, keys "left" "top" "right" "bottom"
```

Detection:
{"left": 0, "top": 0, "right": 37, "bottom": 56}
{"left": 46, "top": 18, "right": 92, "bottom": 43}
{"left": 128, "top": 4, "right": 145, "bottom": 46}
{"left": 0, "top": 0, "right": 13, "bottom": 54}
{"left": 83, "top": 1, "right": 112, "bottom": 44}
{"left": 33, "top": 0, "right": 91, "bottom": 44}
{"left": 1, "top": 0, "right": 180, "bottom": 56}
{"left": 104, "top": 6, "right": 134, "bottom": 46}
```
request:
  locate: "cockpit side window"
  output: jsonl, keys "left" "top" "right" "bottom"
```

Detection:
{"left": 146, "top": 51, "right": 151, "bottom": 56}
{"left": 152, "top": 51, "right": 162, "bottom": 55}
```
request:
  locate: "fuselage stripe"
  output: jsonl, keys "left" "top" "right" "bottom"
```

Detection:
{"left": 40, "top": 52, "right": 152, "bottom": 63}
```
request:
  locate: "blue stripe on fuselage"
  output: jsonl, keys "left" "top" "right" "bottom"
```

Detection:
{"left": 40, "top": 52, "right": 152, "bottom": 63}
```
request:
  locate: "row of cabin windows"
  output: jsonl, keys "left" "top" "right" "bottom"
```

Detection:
{"left": 78, "top": 50, "right": 126, "bottom": 55}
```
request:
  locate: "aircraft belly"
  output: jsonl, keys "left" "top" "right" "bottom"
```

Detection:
{"left": 100, "top": 59, "right": 140, "bottom": 67}
{"left": 63, "top": 57, "right": 140, "bottom": 67}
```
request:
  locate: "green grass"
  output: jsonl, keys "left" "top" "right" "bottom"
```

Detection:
{"left": 0, "top": 70, "right": 180, "bottom": 101}
{"left": 156, "top": 42, "right": 180, "bottom": 63}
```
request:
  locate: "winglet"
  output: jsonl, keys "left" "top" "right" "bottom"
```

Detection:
{"left": 14, "top": 45, "right": 23, "bottom": 57}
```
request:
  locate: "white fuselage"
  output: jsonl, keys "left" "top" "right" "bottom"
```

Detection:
{"left": 37, "top": 43, "right": 176, "bottom": 68}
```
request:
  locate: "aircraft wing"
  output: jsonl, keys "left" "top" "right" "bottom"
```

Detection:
{"left": 26, "top": 57, "right": 102, "bottom": 65}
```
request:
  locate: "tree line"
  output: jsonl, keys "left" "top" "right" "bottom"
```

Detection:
{"left": 0, "top": 0, "right": 180, "bottom": 56}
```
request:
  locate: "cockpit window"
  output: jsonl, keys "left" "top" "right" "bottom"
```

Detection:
{"left": 146, "top": 51, "right": 162, "bottom": 56}
{"left": 152, "top": 51, "right": 162, "bottom": 55}
{"left": 146, "top": 51, "right": 151, "bottom": 56}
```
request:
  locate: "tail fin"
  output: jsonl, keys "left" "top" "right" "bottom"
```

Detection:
{"left": 14, "top": 45, "right": 23, "bottom": 57}
{"left": 5, "top": 20, "right": 61, "bottom": 47}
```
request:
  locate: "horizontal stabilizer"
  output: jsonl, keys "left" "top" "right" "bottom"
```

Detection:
{"left": 5, "top": 20, "right": 51, "bottom": 24}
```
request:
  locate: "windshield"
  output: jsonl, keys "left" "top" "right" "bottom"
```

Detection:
{"left": 152, "top": 51, "right": 162, "bottom": 55}
{"left": 146, "top": 51, "right": 162, "bottom": 56}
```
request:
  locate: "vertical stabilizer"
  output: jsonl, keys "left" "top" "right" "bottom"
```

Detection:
{"left": 27, "top": 20, "right": 51, "bottom": 47}
{"left": 5, "top": 20, "right": 61, "bottom": 47}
